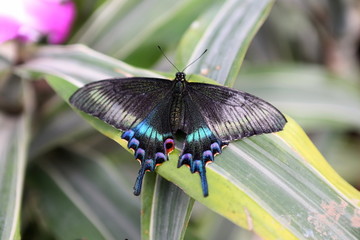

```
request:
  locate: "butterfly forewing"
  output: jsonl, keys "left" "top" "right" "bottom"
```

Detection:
{"left": 186, "top": 82, "right": 287, "bottom": 141}
{"left": 69, "top": 77, "right": 174, "bottom": 131}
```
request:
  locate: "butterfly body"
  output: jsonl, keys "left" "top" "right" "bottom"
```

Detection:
{"left": 70, "top": 71, "right": 286, "bottom": 197}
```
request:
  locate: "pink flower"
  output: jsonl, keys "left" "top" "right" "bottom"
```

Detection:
{"left": 0, "top": 0, "right": 76, "bottom": 44}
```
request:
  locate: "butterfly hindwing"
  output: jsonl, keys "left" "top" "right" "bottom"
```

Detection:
{"left": 121, "top": 98, "right": 176, "bottom": 195}
{"left": 186, "top": 82, "right": 287, "bottom": 141}
{"left": 70, "top": 77, "right": 175, "bottom": 195}
{"left": 177, "top": 95, "right": 228, "bottom": 197}
{"left": 69, "top": 77, "right": 173, "bottom": 131}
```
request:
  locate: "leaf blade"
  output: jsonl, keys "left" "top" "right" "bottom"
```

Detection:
{"left": 179, "top": 0, "right": 275, "bottom": 86}
{"left": 20, "top": 45, "right": 360, "bottom": 240}
{"left": 72, "top": 0, "right": 220, "bottom": 63}
{"left": 28, "top": 148, "right": 141, "bottom": 240}
{"left": 0, "top": 80, "right": 30, "bottom": 240}
{"left": 149, "top": 176, "right": 194, "bottom": 240}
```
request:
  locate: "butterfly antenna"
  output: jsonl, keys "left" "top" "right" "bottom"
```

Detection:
{"left": 182, "top": 49, "right": 207, "bottom": 72}
{"left": 157, "top": 46, "right": 180, "bottom": 72}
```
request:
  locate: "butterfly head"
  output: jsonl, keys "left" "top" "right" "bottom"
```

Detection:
{"left": 175, "top": 72, "right": 186, "bottom": 82}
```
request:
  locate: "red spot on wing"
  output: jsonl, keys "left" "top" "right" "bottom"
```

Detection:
{"left": 164, "top": 138, "right": 175, "bottom": 154}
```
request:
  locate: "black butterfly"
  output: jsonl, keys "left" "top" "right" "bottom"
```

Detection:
{"left": 69, "top": 62, "right": 286, "bottom": 197}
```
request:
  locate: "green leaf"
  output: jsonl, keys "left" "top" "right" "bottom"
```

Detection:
{"left": 29, "top": 104, "right": 94, "bottom": 159}
{"left": 0, "top": 113, "right": 27, "bottom": 240}
{"left": 236, "top": 64, "right": 360, "bottom": 130}
{"left": 20, "top": 45, "right": 360, "bottom": 239}
{"left": 178, "top": 0, "right": 275, "bottom": 86}
{"left": 27, "top": 148, "right": 141, "bottom": 240}
{"left": 143, "top": 176, "right": 194, "bottom": 240}
{"left": 0, "top": 55, "right": 11, "bottom": 78}
{"left": 0, "top": 82, "right": 30, "bottom": 240}
{"left": 174, "top": 2, "right": 221, "bottom": 68}
{"left": 0, "top": 48, "right": 12, "bottom": 81}
{"left": 140, "top": 173, "right": 157, "bottom": 239}
{"left": 72, "top": 0, "right": 220, "bottom": 65}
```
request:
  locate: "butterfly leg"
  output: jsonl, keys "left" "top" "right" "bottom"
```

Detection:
{"left": 178, "top": 127, "right": 228, "bottom": 197}
{"left": 122, "top": 124, "right": 173, "bottom": 195}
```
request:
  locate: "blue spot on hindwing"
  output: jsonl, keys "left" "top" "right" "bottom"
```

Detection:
{"left": 135, "top": 148, "right": 145, "bottom": 160}
{"left": 155, "top": 152, "right": 166, "bottom": 164}
{"left": 198, "top": 127, "right": 206, "bottom": 139}
{"left": 135, "top": 121, "right": 150, "bottom": 136}
{"left": 186, "top": 127, "right": 213, "bottom": 142}
{"left": 178, "top": 153, "right": 193, "bottom": 167}
{"left": 128, "top": 138, "right": 140, "bottom": 150}
{"left": 187, "top": 131, "right": 194, "bottom": 142}
{"left": 121, "top": 130, "right": 134, "bottom": 141}
{"left": 133, "top": 121, "right": 162, "bottom": 141}
{"left": 210, "top": 142, "right": 221, "bottom": 155}
{"left": 202, "top": 150, "right": 214, "bottom": 162}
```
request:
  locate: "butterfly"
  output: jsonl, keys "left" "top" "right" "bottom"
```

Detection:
{"left": 69, "top": 51, "right": 287, "bottom": 197}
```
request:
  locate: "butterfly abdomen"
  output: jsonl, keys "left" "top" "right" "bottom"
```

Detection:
{"left": 169, "top": 81, "right": 186, "bottom": 133}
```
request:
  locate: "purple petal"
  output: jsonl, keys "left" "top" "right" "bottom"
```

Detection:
{"left": 0, "top": 16, "right": 21, "bottom": 43}
{"left": 23, "top": 0, "right": 76, "bottom": 44}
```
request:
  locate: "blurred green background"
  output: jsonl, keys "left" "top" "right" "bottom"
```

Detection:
{"left": 0, "top": 0, "right": 359, "bottom": 239}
